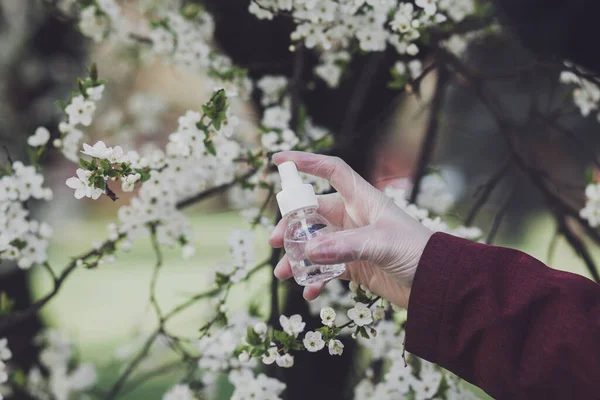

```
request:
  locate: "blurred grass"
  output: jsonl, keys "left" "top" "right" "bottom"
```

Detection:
{"left": 30, "top": 208, "right": 597, "bottom": 399}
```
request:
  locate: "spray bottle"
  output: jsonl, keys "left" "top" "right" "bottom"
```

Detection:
{"left": 276, "top": 161, "right": 346, "bottom": 286}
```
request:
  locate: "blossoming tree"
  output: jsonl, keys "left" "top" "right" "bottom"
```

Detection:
{"left": 1, "top": 0, "right": 600, "bottom": 399}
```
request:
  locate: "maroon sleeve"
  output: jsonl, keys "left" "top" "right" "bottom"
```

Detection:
{"left": 405, "top": 232, "right": 600, "bottom": 399}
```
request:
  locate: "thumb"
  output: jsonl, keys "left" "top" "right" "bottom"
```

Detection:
{"left": 305, "top": 227, "right": 385, "bottom": 265}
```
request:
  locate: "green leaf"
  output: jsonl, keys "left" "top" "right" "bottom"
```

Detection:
{"left": 248, "top": 302, "right": 262, "bottom": 318}
{"left": 181, "top": 3, "right": 203, "bottom": 19}
{"left": 258, "top": 181, "right": 271, "bottom": 189}
{"left": 246, "top": 326, "right": 262, "bottom": 346}
{"left": 358, "top": 326, "right": 370, "bottom": 339}
{"left": 135, "top": 168, "right": 151, "bottom": 182}
{"left": 273, "top": 330, "right": 289, "bottom": 344}
{"left": 26, "top": 146, "right": 38, "bottom": 167}
{"left": 205, "top": 139, "right": 217, "bottom": 156}
{"left": 88, "top": 63, "right": 99, "bottom": 82}
{"left": 0, "top": 292, "right": 15, "bottom": 315}
{"left": 10, "top": 239, "right": 27, "bottom": 250}
{"left": 387, "top": 80, "right": 405, "bottom": 90}
{"left": 585, "top": 167, "right": 595, "bottom": 186}
{"left": 12, "top": 369, "right": 26, "bottom": 387}
{"left": 212, "top": 117, "right": 222, "bottom": 131}
{"left": 56, "top": 100, "right": 68, "bottom": 112}
{"left": 93, "top": 176, "right": 107, "bottom": 191}
{"left": 78, "top": 78, "right": 87, "bottom": 97}
{"left": 79, "top": 158, "right": 92, "bottom": 170}
{"left": 432, "top": 374, "right": 451, "bottom": 399}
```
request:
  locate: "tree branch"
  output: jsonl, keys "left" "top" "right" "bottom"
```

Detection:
{"left": 104, "top": 330, "right": 161, "bottom": 400}
{"left": 149, "top": 226, "right": 164, "bottom": 322}
{"left": 289, "top": 43, "right": 305, "bottom": 138}
{"left": 557, "top": 214, "right": 600, "bottom": 282}
{"left": 465, "top": 157, "right": 512, "bottom": 225}
{"left": 0, "top": 168, "right": 259, "bottom": 335}
{"left": 486, "top": 189, "right": 514, "bottom": 244}
{"left": 175, "top": 169, "right": 257, "bottom": 210}
{"left": 339, "top": 52, "right": 386, "bottom": 147}
{"left": 440, "top": 47, "right": 600, "bottom": 280}
{"left": 409, "top": 65, "right": 449, "bottom": 203}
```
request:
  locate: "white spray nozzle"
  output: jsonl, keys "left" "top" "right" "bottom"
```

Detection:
{"left": 275, "top": 161, "right": 318, "bottom": 216}
{"left": 277, "top": 161, "right": 303, "bottom": 190}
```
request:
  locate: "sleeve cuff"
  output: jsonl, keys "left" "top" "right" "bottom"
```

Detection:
{"left": 404, "top": 232, "right": 470, "bottom": 363}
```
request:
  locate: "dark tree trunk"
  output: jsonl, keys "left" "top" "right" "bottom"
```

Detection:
{"left": 202, "top": 2, "right": 410, "bottom": 398}
{"left": 0, "top": 7, "right": 86, "bottom": 371}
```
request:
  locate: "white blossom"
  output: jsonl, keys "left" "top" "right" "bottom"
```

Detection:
{"left": 262, "top": 106, "right": 291, "bottom": 130}
{"left": 347, "top": 302, "right": 373, "bottom": 326}
{"left": 0, "top": 340, "right": 11, "bottom": 361}
{"left": 238, "top": 351, "right": 250, "bottom": 363}
{"left": 28, "top": 127, "right": 51, "bottom": 147}
{"left": 81, "top": 141, "right": 112, "bottom": 159}
{"left": 58, "top": 122, "right": 84, "bottom": 162}
{"left": 275, "top": 353, "right": 294, "bottom": 368}
{"left": 229, "top": 370, "right": 285, "bottom": 400}
{"left": 163, "top": 384, "right": 197, "bottom": 400}
{"left": 416, "top": 174, "right": 455, "bottom": 215}
{"left": 65, "top": 168, "right": 103, "bottom": 200}
{"left": 328, "top": 339, "right": 344, "bottom": 356}
{"left": 422, "top": 216, "right": 449, "bottom": 232}
{"left": 320, "top": 307, "right": 336, "bottom": 327}
{"left": 262, "top": 346, "right": 279, "bottom": 365}
{"left": 257, "top": 75, "right": 288, "bottom": 105}
{"left": 86, "top": 84, "right": 105, "bottom": 101}
{"left": 65, "top": 95, "right": 97, "bottom": 127}
{"left": 581, "top": 183, "right": 600, "bottom": 227}
{"left": 279, "top": 314, "right": 306, "bottom": 337}
{"left": 302, "top": 331, "right": 325, "bottom": 352}
{"left": 79, "top": 6, "right": 109, "bottom": 42}
{"left": 253, "top": 322, "right": 268, "bottom": 337}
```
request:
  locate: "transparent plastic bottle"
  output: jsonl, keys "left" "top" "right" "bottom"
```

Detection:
{"left": 283, "top": 207, "right": 345, "bottom": 286}
{"left": 276, "top": 161, "right": 346, "bottom": 286}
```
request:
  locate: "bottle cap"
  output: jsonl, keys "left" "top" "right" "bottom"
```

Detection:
{"left": 276, "top": 161, "right": 318, "bottom": 216}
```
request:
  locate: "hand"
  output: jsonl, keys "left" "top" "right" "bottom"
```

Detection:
{"left": 269, "top": 151, "right": 434, "bottom": 309}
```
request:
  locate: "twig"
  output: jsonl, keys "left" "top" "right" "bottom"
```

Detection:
{"left": 149, "top": 226, "right": 164, "bottom": 322}
{"left": 2, "top": 145, "right": 13, "bottom": 165}
{"left": 268, "top": 213, "right": 282, "bottom": 328}
{"left": 128, "top": 33, "right": 153, "bottom": 46}
{"left": 485, "top": 189, "right": 514, "bottom": 244}
{"left": 339, "top": 52, "right": 386, "bottom": 144}
{"left": 336, "top": 297, "right": 381, "bottom": 330}
{"left": 41, "top": 262, "right": 58, "bottom": 283}
{"left": 409, "top": 65, "right": 449, "bottom": 203}
{"left": 120, "top": 360, "right": 186, "bottom": 396}
{"left": 289, "top": 43, "right": 305, "bottom": 137}
{"left": 104, "top": 330, "right": 161, "bottom": 400}
{"left": 163, "top": 260, "right": 269, "bottom": 321}
{"left": 0, "top": 234, "right": 125, "bottom": 334}
{"left": 465, "top": 157, "right": 512, "bottom": 225}
{"left": 440, "top": 46, "right": 600, "bottom": 280}
{"left": 547, "top": 227, "right": 560, "bottom": 266}
{"left": 536, "top": 112, "right": 600, "bottom": 170}
{"left": 175, "top": 168, "right": 256, "bottom": 210}
{"left": 0, "top": 168, "right": 259, "bottom": 335}
{"left": 557, "top": 214, "right": 600, "bottom": 282}
{"left": 106, "top": 257, "right": 269, "bottom": 398}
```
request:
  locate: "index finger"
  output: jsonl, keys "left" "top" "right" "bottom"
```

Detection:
{"left": 272, "top": 151, "right": 375, "bottom": 204}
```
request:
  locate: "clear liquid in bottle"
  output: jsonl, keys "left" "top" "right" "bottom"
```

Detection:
{"left": 283, "top": 208, "right": 345, "bottom": 286}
